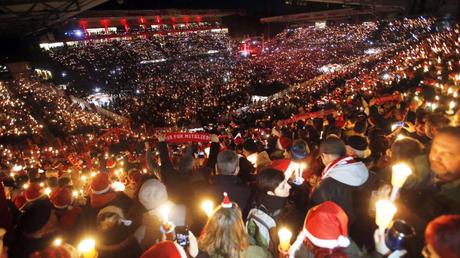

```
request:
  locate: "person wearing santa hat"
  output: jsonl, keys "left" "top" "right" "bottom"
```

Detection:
{"left": 197, "top": 193, "right": 271, "bottom": 258}
{"left": 49, "top": 187, "right": 83, "bottom": 242}
{"left": 141, "top": 241, "right": 188, "bottom": 258}
{"left": 289, "top": 201, "right": 362, "bottom": 258}
{"left": 87, "top": 172, "right": 133, "bottom": 222}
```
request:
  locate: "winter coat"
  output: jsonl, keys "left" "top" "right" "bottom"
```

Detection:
{"left": 134, "top": 201, "right": 187, "bottom": 251}
{"left": 206, "top": 175, "right": 252, "bottom": 215}
{"left": 310, "top": 157, "right": 369, "bottom": 223}
{"left": 97, "top": 224, "right": 142, "bottom": 258}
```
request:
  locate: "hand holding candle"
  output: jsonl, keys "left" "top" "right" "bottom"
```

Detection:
{"left": 390, "top": 163, "right": 412, "bottom": 200}
{"left": 278, "top": 227, "right": 292, "bottom": 253}
{"left": 77, "top": 238, "right": 97, "bottom": 258}
{"left": 201, "top": 200, "right": 214, "bottom": 218}
{"left": 375, "top": 200, "right": 397, "bottom": 234}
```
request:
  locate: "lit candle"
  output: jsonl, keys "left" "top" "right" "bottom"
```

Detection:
{"left": 44, "top": 187, "right": 52, "bottom": 196}
{"left": 201, "top": 200, "right": 214, "bottom": 218}
{"left": 278, "top": 227, "right": 292, "bottom": 252}
{"left": 390, "top": 163, "right": 412, "bottom": 200}
{"left": 77, "top": 238, "right": 97, "bottom": 258}
{"left": 375, "top": 200, "right": 397, "bottom": 234}
{"left": 53, "top": 238, "right": 63, "bottom": 246}
{"left": 111, "top": 181, "right": 125, "bottom": 192}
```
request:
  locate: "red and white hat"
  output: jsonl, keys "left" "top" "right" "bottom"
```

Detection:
{"left": 106, "top": 159, "right": 116, "bottom": 169}
{"left": 140, "top": 240, "right": 187, "bottom": 258}
{"left": 91, "top": 173, "right": 111, "bottom": 195}
{"left": 50, "top": 187, "right": 72, "bottom": 209}
{"left": 221, "top": 192, "right": 232, "bottom": 208}
{"left": 290, "top": 201, "right": 350, "bottom": 256}
{"left": 24, "top": 183, "right": 44, "bottom": 202}
{"left": 302, "top": 201, "right": 350, "bottom": 249}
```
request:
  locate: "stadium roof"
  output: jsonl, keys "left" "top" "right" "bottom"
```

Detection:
{"left": 0, "top": 0, "right": 108, "bottom": 37}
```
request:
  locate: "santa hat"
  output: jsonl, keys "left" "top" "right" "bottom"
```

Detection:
{"left": 30, "top": 243, "right": 78, "bottom": 258}
{"left": 13, "top": 195, "right": 27, "bottom": 210}
{"left": 221, "top": 192, "right": 232, "bottom": 208}
{"left": 91, "top": 173, "right": 111, "bottom": 195}
{"left": 141, "top": 240, "right": 187, "bottom": 258}
{"left": 50, "top": 187, "right": 72, "bottom": 209}
{"left": 277, "top": 137, "right": 292, "bottom": 150}
{"left": 290, "top": 201, "right": 350, "bottom": 254}
{"left": 25, "top": 183, "right": 44, "bottom": 202}
{"left": 234, "top": 133, "right": 243, "bottom": 146}
{"left": 106, "top": 159, "right": 116, "bottom": 169}
{"left": 270, "top": 159, "right": 291, "bottom": 172}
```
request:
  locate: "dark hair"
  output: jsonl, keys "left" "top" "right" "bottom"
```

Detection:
{"left": 217, "top": 150, "right": 239, "bottom": 175}
{"left": 256, "top": 168, "right": 285, "bottom": 193}
{"left": 425, "top": 215, "right": 460, "bottom": 258}
{"left": 391, "top": 137, "right": 424, "bottom": 162}
{"left": 243, "top": 139, "right": 257, "bottom": 154}
{"left": 319, "top": 135, "right": 346, "bottom": 157}
{"left": 426, "top": 113, "right": 450, "bottom": 130}
{"left": 354, "top": 119, "right": 368, "bottom": 134}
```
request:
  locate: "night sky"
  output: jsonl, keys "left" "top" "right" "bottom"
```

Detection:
{"left": 95, "top": 0, "right": 343, "bottom": 17}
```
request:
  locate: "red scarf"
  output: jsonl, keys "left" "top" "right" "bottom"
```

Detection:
{"left": 321, "top": 156, "right": 357, "bottom": 179}
{"left": 310, "top": 156, "right": 357, "bottom": 197}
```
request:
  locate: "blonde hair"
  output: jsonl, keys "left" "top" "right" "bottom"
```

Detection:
{"left": 198, "top": 203, "right": 248, "bottom": 258}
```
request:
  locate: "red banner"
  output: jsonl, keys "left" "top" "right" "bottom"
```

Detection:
{"left": 165, "top": 132, "right": 211, "bottom": 143}
{"left": 280, "top": 109, "right": 336, "bottom": 126}
{"left": 373, "top": 93, "right": 401, "bottom": 105}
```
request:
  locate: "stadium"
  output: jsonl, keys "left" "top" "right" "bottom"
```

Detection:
{"left": 0, "top": 0, "right": 460, "bottom": 258}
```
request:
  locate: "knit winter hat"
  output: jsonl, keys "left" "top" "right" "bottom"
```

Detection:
{"left": 91, "top": 172, "right": 111, "bottom": 195}
{"left": 346, "top": 135, "right": 371, "bottom": 159}
{"left": 50, "top": 187, "right": 72, "bottom": 209}
{"left": 290, "top": 139, "right": 308, "bottom": 160}
{"left": 140, "top": 241, "right": 187, "bottom": 258}
{"left": 24, "top": 183, "right": 44, "bottom": 202}
{"left": 302, "top": 201, "right": 350, "bottom": 249}
{"left": 138, "top": 179, "right": 168, "bottom": 211}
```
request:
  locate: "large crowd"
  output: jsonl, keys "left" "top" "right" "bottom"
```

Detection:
{"left": 0, "top": 16, "right": 460, "bottom": 258}
{"left": 43, "top": 18, "right": 434, "bottom": 128}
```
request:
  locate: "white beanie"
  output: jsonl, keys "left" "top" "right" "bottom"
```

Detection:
{"left": 138, "top": 179, "right": 168, "bottom": 211}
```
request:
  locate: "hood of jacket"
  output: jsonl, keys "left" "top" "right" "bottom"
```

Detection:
{"left": 327, "top": 161, "right": 369, "bottom": 187}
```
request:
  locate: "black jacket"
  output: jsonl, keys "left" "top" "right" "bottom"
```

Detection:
{"left": 207, "top": 175, "right": 252, "bottom": 214}
{"left": 311, "top": 177, "right": 358, "bottom": 222}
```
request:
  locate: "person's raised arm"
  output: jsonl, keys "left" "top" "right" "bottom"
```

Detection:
{"left": 206, "top": 134, "right": 220, "bottom": 169}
